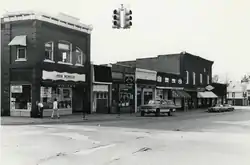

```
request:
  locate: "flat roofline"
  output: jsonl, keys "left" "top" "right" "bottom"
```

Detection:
{"left": 1, "top": 10, "right": 93, "bottom": 34}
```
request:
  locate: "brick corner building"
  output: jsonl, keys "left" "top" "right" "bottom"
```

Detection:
{"left": 1, "top": 11, "right": 93, "bottom": 117}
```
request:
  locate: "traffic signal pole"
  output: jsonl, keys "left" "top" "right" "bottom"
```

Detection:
{"left": 112, "top": 4, "right": 132, "bottom": 29}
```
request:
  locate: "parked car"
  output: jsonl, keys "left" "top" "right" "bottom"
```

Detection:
{"left": 208, "top": 104, "right": 234, "bottom": 113}
{"left": 139, "top": 99, "right": 179, "bottom": 116}
{"left": 208, "top": 104, "right": 223, "bottom": 112}
{"left": 221, "top": 104, "right": 235, "bottom": 112}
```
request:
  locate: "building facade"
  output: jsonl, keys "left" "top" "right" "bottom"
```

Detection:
{"left": 92, "top": 64, "right": 112, "bottom": 113}
{"left": 1, "top": 11, "right": 93, "bottom": 117}
{"left": 227, "top": 82, "right": 249, "bottom": 106}
{"left": 117, "top": 52, "right": 219, "bottom": 109}
{"left": 110, "top": 63, "right": 135, "bottom": 113}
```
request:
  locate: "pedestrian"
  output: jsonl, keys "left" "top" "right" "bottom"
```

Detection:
{"left": 51, "top": 98, "right": 60, "bottom": 119}
{"left": 38, "top": 101, "right": 44, "bottom": 118}
{"left": 35, "top": 101, "right": 39, "bottom": 118}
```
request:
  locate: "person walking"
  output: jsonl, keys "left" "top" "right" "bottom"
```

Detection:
{"left": 51, "top": 98, "right": 60, "bottom": 119}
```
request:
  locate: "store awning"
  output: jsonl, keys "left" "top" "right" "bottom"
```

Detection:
{"left": 197, "top": 91, "right": 218, "bottom": 98}
{"left": 8, "top": 35, "right": 27, "bottom": 46}
{"left": 172, "top": 90, "right": 191, "bottom": 98}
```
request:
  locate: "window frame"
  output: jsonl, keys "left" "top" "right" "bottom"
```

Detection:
{"left": 207, "top": 75, "right": 210, "bottom": 84}
{"left": 44, "top": 41, "right": 54, "bottom": 63}
{"left": 16, "top": 46, "right": 27, "bottom": 61}
{"left": 165, "top": 77, "right": 169, "bottom": 83}
{"left": 172, "top": 78, "right": 176, "bottom": 84}
{"left": 186, "top": 71, "right": 189, "bottom": 84}
{"left": 75, "top": 47, "right": 84, "bottom": 66}
{"left": 200, "top": 73, "right": 203, "bottom": 84}
{"left": 57, "top": 40, "right": 73, "bottom": 65}
{"left": 193, "top": 72, "right": 196, "bottom": 85}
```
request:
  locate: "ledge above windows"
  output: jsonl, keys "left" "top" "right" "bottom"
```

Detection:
{"left": 15, "top": 58, "right": 27, "bottom": 62}
{"left": 58, "top": 61, "right": 73, "bottom": 65}
{"left": 43, "top": 59, "right": 55, "bottom": 63}
{"left": 75, "top": 63, "right": 84, "bottom": 67}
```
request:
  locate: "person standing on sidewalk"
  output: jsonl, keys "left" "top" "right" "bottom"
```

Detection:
{"left": 51, "top": 99, "right": 60, "bottom": 119}
{"left": 38, "top": 101, "right": 44, "bottom": 118}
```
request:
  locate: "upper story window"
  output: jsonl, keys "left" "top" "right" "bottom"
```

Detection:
{"left": 157, "top": 76, "right": 162, "bottom": 82}
{"left": 200, "top": 74, "right": 203, "bottom": 84}
{"left": 8, "top": 35, "right": 27, "bottom": 62}
{"left": 165, "top": 77, "right": 169, "bottom": 83}
{"left": 204, "top": 68, "right": 206, "bottom": 72}
{"left": 186, "top": 71, "right": 189, "bottom": 84}
{"left": 16, "top": 46, "right": 27, "bottom": 61}
{"left": 58, "top": 41, "right": 72, "bottom": 64}
{"left": 172, "top": 78, "right": 176, "bottom": 84}
{"left": 75, "top": 47, "right": 85, "bottom": 65}
{"left": 193, "top": 72, "right": 196, "bottom": 85}
{"left": 207, "top": 75, "right": 210, "bottom": 84}
{"left": 44, "top": 41, "right": 54, "bottom": 61}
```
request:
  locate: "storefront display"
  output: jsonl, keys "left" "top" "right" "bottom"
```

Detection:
{"left": 40, "top": 86, "right": 72, "bottom": 109}
{"left": 10, "top": 85, "right": 31, "bottom": 110}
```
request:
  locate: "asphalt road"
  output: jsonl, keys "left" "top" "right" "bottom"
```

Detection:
{"left": 1, "top": 108, "right": 250, "bottom": 165}
{"left": 75, "top": 108, "right": 250, "bottom": 133}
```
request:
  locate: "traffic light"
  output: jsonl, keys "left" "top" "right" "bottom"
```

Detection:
{"left": 124, "top": 8, "right": 132, "bottom": 29}
{"left": 112, "top": 9, "right": 121, "bottom": 29}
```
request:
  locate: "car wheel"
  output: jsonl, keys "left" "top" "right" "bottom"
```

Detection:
{"left": 141, "top": 111, "right": 145, "bottom": 116}
{"left": 155, "top": 108, "right": 160, "bottom": 117}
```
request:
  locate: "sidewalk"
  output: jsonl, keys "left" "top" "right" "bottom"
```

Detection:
{"left": 233, "top": 106, "right": 250, "bottom": 110}
{"left": 0, "top": 109, "right": 208, "bottom": 126}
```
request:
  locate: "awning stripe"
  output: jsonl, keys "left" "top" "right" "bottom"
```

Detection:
{"left": 197, "top": 91, "right": 218, "bottom": 98}
{"left": 8, "top": 35, "right": 27, "bottom": 46}
{"left": 172, "top": 90, "right": 191, "bottom": 98}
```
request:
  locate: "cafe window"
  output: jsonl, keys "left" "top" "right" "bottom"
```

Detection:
{"left": 10, "top": 85, "right": 31, "bottom": 110}
{"left": 40, "top": 86, "right": 72, "bottom": 109}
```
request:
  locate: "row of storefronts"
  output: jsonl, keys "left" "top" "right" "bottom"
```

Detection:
{"left": 109, "top": 64, "right": 228, "bottom": 113}
{"left": 1, "top": 11, "right": 228, "bottom": 117}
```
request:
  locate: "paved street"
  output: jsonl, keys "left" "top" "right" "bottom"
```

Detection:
{"left": 1, "top": 108, "right": 250, "bottom": 165}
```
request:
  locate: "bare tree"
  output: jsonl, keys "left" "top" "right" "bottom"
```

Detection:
{"left": 241, "top": 74, "right": 250, "bottom": 83}
{"left": 212, "top": 74, "right": 219, "bottom": 83}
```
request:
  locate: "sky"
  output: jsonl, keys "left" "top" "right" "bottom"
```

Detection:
{"left": 1, "top": 0, "right": 250, "bottom": 82}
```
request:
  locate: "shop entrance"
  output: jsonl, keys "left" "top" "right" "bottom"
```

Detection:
{"left": 10, "top": 84, "right": 32, "bottom": 111}
{"left": 95, "top": 92, "right": 109, "bottom": 113}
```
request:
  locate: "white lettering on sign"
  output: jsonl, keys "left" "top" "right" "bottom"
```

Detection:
{"left": 42, "top": 71, "right": 85, "bottom": 82}
{"left": 56, "top": 74, "right": 75, "bottom": 79}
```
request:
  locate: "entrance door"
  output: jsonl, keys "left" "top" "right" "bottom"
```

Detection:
{"left": 96, "top": 92, "right": 108, "bottom": 113}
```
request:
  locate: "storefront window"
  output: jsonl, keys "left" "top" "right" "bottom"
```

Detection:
{"left": 41, "top": 86, "right": 72, "bottom": 109}
{"left": 10, "top": 85, "right": 31, "bottom": 110}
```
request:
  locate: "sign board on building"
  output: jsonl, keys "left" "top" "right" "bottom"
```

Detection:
{"left": 205, "top": 85, "right": 214, "bottom": 91}
{"left": 42, "top": 71, "right": 85, "bottom": 82}
{"left": 11, "top": 85, "right": 23, "bottom": 93}
{"left": 125, "top": 75, "right": 134, "bottom": 84}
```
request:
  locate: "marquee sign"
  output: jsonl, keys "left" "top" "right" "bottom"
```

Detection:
{"left": 42, "top": 71, "right": 85, "bottom": 82}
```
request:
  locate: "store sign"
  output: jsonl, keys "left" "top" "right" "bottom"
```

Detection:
{"left": 42, "top": 71, "right": 85, "bottom": 82}
{"left": 11, "top": 85, "right": 22, "bottom": 93}
{"left": 93, "top": 85, "right": 108, "bottom": 92}
{"left": 205, "top": 85, "right": 214, "bottom": 91}
{"left": 136, "top": 68, "right": 157, "bottom": 81}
